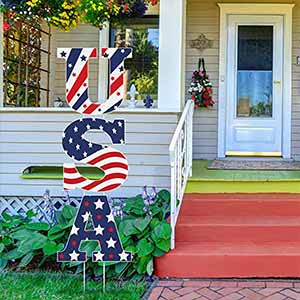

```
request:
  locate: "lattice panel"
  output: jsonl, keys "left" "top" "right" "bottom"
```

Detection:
{"left": 0, "top": 196, "right": 82, "bottom": 221}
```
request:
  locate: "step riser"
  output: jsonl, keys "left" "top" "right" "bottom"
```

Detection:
{"left": 180, "top": 201, "right": 300, "bottom": 217}
{"left": 176, "top": 225, "right": 300, "bottom": 242}
{"left": 155, "top": 255, "right": 300, "bottom": 278}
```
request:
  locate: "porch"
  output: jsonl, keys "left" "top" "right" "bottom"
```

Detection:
{"left": 186, "top": 160, "right": 300, "bottom": 193}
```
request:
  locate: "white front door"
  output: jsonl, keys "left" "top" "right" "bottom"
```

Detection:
{"left": 225, "top": 15, "right": 284, "bottom": 156}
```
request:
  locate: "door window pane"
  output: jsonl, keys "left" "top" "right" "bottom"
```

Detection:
{"left": 237, "top": 26, "right": 273, "bottom": 118}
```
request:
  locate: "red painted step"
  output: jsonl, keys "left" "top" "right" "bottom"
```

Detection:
{"left": 176, "top": 216, "right": 300, "bottom": 242}
{"left": 155, "top": 194, "right": 300, "bottom": 278}
{"left": 155, "top": 241, "right": 300, "bottom": 278}
{"left": 181, "top": 194, "right": 300, "bottom": 216}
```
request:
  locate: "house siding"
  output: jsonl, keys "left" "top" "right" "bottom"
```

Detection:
{"left": 0, "top": 111, "right": 178, "bottom": 197}
{"left": 187, "top": 0, "right": 300, "bottom": 160}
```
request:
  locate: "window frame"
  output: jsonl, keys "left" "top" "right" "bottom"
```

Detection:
{"left": 98, "top": 16, "right": 160, "bottom": 110}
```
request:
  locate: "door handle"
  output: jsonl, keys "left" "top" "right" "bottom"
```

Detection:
{"left": 273, "top": 80, "right": 281, "bottom": 85}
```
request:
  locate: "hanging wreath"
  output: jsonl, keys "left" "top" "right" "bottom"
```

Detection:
{"left": 189, "top": 58, "right": 215, "bottom": 109}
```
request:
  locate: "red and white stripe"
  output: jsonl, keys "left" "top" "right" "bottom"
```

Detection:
{"left": 63, "top": 147, "right": 129, "bottom": 193}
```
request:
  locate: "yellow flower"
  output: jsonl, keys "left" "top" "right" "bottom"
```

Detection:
{"left": 26, "top": 0, "right": 40, "bottom": 7}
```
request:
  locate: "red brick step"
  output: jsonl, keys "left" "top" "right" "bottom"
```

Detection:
{"left": 176, "top": 216, "right": 300, "bottom": 242}
{"left": 181, "top": 194, "right": 300, "bottom": 216}
{"left": 155, "top": 193, "right": 300, "bottom": 278}
{"left": 155, "top": 241, "right": 300, "bottom": 278}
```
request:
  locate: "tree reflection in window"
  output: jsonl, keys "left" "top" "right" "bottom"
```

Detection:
{"left": 110, "top": 17, "right": 159, "bottom": 101}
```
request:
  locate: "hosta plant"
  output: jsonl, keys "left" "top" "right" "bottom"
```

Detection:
{"left": 0, "top": 188, "right": 171, "bottom": 280}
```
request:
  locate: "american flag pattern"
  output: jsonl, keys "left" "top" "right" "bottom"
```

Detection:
{"left": 58, "top": 47, "right": 132, "bottom": 115}
{"left": 57, "top": 195, "right": 132, "bottom": 263}
{"left": 63, "top": 118, "right": 128, "bottom": 193}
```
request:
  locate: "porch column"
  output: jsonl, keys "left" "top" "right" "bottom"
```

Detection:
{"left": 158, "top": 0, "right": 186, "bottom": 112}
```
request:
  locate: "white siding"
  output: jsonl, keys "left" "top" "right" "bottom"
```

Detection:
{"left": 187, "top": 0, "right": 300, "bottom": 160}
{"left": 0, "top": 111, "right": 178, "bottom": 197}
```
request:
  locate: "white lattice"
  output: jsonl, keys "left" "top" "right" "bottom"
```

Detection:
{"left": 0, "top": 196, "right": 82, "bottom": 221}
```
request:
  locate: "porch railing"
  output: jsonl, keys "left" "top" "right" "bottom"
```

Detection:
{"left": 169, "top": 99, "right": 194, "bottom": 249}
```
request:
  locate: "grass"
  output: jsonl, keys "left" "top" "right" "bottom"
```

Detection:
{"left": 0, "top": 272, "right": 146, "bottom": 300}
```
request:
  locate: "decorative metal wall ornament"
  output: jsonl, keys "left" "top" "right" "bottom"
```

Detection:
{"left": 190, "top": 34, "right": 213, "bottom": 51}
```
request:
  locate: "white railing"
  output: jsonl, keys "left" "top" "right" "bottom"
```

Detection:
{"left": 169, "top": 100, "right": 194, "bottom": 249}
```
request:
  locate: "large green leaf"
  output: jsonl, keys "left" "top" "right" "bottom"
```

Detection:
{"left": 2, "top": 219, "right": 22, "bottom": 228}
{"left": 115, "top": 262, "right": 128, "bottom": 274}
{"left": 158, "top": 190, "right": 171, "bottom": 202}
{"left": 4, "top": 248, "right": 24, "bottom": 260}
{"left": 0, "top": 243, "right": 4, "bottom": 253}
{"left": 152, "top": 222, "right": 171, "bottom": 241}
{"left": 19, "top": 252, "right": 34, "bottom": 267}
{"left": 146, "top": 258, "right": 154, "bottom": 276}
{"left": 48, "top": 224, "right": 69, "bottom": 237}
{"left": 137, "top": 255, "right": 151, "bottom": 274}
{"left": 43, "top": 241, "right": 64, "bottom": 256}
{"left": 134, "top": 216, "right": 151, "bottom": 232}
{"left": 1, "top": 237, "right": 12, "bottom": 246}
{"left": 62, "top": 205, "right": 77, "bottom": 220}
{"left": 125, "top": 245, "right": 137, "bottom": 255}
{"left": 80, "top": 241, "right": 99, "bottom": 257}
{"left": 25, "top": 222, "right": 50, "bottom": 231}
{"left": 0, "top": 258, "right": 8, "bottom": 270}
{"left": 10, "top": 229, "right": 33, "bottom": 240}
{"left": 136, "top": 238, "right": 154, "bottom": 257}
{"left": 18, "top": 233, "right": 48, "bottom": 253}
{"left": 124, "top": 196, "right": 146, "bottom": 216}
{"left": 47, "top": 231, "right": 66, "bottom": 241}
{"left": 26, "top": 210, "right": 37, "bottom": 218}
{"left": 1, "top": 212, "right": 12, "bottom": 222}
{"left": 119, "top": 220, "right": 139, "bottom": 236}
{"left": 153, "top": 247, "right": 166, "bottom": 257}
{"left": 156, "top": 239, "right": 170, "bottom": 252}
{"left": 119, "top": 232, "right": 131, "bottom": 245}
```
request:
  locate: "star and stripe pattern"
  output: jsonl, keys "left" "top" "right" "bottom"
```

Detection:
{"left": 58, "top": 47, "right": 132, "bottom": 115}
{"left": 63, "top": 118, "right": 128, "bottom": 193}
{"left": 57, "top": 196, "right": 132, "bottom": 263}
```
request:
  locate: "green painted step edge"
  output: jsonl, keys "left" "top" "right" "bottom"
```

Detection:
{"left": 190, "top": 160, "right": 300, "bottom": 182}
{"left": 21, "top": 166, "right": 104, "bottom": 180}
{"left": 185, "top": 181, "right": 300, "bottom": 194}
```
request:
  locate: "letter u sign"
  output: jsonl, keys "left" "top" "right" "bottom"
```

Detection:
{"left": 58, "top": 47, "right": 132, "bottom": 115}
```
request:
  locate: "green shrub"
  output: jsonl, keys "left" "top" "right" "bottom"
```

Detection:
{"left": 0, "top": 189, "right": 171, "bottom": 280}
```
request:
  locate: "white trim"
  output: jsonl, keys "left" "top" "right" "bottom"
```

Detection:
{"left": 0, "top": 13, "right": 4, "bottom": 107}
{"left": 158, "top": 0, "right": 186, "bottom": 112}
{"left": 0, "top": 107, "right": 180, "bottom": 114}
{"left": 217, "top": 3, "right": 294, "bottom": 159}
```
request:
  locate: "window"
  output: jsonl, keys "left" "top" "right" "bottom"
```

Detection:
{"left": 3, "top": 17, "right": 51, "bottom": 107}
{"left": 110, "top": 16, "right": 159, "bottom": 104}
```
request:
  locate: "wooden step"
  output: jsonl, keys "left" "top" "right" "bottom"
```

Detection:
{"left": 176, "top": 216, "right": 300, "bottom": 242}
{"left": 155, "top": 241, "right": 300, "bottom": 278}
{"left": 181, "top": 194, "right": 300, "bottom": 216}
{"left": 155, "top": 193, "right": 300, "bottom": 278}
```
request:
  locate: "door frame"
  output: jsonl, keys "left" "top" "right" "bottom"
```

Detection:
{"left": 217, "top": 3, "right": 294, "bottom": 159}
